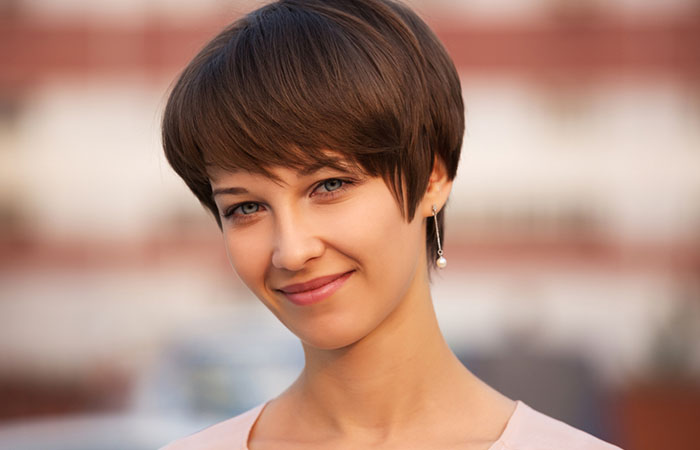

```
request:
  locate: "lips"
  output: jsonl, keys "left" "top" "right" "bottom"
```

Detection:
{"left": 277, "top": 270, "right": 354, "bottom": 306}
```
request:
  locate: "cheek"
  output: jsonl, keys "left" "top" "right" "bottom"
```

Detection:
{"left": 223, "top": 227, "right": 270, "bottom": 291}
{"left": 327, "top": 193, "right": 423, "bottom": 278}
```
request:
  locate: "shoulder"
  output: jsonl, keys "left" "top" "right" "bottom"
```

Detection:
{"left": 493, "top": 402, "right": 623, "bottom": 450}
{"left": 160, "top": 403, "right": 266, "bottom": 450}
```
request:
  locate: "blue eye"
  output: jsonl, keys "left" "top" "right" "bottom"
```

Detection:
{"left": 237, "top": 203, "right": 260, "bottom": 214}
{"left": 321, "top": 179, "right": 343, "bottom": 192}
{"left": 224, "top": 202, "right": 260, "bottom": 218}
{"left": 221, "top": 201, "right": 266, "bottom": 223}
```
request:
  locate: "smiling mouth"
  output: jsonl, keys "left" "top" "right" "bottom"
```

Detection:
{"left": 277, "top": 270, "right": 354, "bottom": 306}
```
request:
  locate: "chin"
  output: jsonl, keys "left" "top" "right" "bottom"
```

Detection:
{"left": 291, "top": 318, "right": 374, "bottom": 351}
{"left": 299, "top": 337, "right": 356, "bottom": 351}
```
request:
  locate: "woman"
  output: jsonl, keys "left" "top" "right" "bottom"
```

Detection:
{"left": 161, "top": 0, "right": 621, "bottom": 448}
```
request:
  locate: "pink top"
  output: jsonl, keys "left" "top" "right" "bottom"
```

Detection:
{"left": 162, "top": 401, "right": 622, "bottom": 449}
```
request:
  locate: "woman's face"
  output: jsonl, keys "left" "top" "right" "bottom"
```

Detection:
{"left": 209, "top": 163, "right": 429, "bottom": 350}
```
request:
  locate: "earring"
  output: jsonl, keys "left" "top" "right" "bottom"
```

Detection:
{"left": 432, "top": 205, "right": 447, "bottom": 269}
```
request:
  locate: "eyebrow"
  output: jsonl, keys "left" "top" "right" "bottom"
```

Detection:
{"left": 298, "top": 161, "right": 331, "bottom": 176}
{"left": 211, "top": 186, "right": 249, "bottom": 197}
{"left": 210, "top": 162, "right": 362, "bottom": 198}
{"left": 298, "top": 159, "right": 358, "bottom": 176}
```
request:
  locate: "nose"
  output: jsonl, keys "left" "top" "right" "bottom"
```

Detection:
{"left": 271, "top": 210, "right": 324, "bottom": 271}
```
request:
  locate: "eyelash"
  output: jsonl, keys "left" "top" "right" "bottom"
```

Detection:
{"left": 222, "top": 178, "right": 354, "bottom": 222}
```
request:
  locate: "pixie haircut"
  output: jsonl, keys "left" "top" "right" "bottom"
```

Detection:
{"left": 162, "top": 0, "right": 464, "bottom": 269}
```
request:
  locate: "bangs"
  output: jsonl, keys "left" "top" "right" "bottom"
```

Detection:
{"left": 167, "top": 0, "right": 428, "bottom": 184}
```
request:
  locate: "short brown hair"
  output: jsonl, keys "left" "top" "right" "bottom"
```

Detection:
{"left": 162, "top": 0, "right": 464, "bottom": 269}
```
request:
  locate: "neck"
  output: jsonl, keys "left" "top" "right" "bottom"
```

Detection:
{"left": 291, "top": 268, "right": 476, "bottom": 436}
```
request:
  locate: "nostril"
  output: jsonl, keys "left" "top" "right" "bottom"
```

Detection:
{"left": 271, "top": 238, "right": 325, "bottom": 271}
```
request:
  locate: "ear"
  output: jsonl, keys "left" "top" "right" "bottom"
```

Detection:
{"left": 419, "top": 156, "right": 453, "bottom": 218}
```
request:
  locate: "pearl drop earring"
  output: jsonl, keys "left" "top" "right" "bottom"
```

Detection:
{"left": 432, "top": 204, "right": 447, "bottom": 269}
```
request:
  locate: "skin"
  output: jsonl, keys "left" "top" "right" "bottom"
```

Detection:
{"left": 203, "top": 159, "right": 516, "bottom": 449}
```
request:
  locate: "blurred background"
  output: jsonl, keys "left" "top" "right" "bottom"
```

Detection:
{"left": 1, "top": 0, "right": 699, "bottom": 448}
